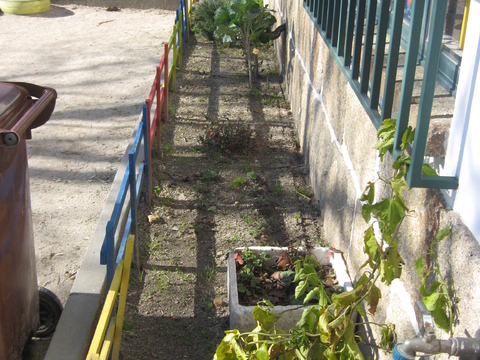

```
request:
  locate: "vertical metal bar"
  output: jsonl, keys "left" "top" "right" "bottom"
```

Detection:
{"left": 407, "top": 0, "right": 448, "bottom": 186}
{"left": 322, "top": 0, "right": 328, "bottom": 31}
{"left": 337, "top": 0, "right": 348, "bottom": 57}
{"left": 352, "top": 0, "right": 366, "bottom": 80}
{"left": 313, "top": 0, "right": 319, "bottom": 19}
{"left": 310, "top": 0, "right": 315, "bottom": 13}
{"left": 381, "top": 0, "right": 404, "bottom": 120}
{"left": 344, "top": 0, "right": 357, "bottom": 66}
{"left": 418, "top": 0, "right": 432, "bottom": 64}
{"left": 360, "top": 0, "right": 377, "bottom": 93}
{"left": 369, "top": 0, "right": 390, "bottom": 109}
{"left": 326, "top": 0, "right": 335, "bottom": 39}
{"left": 332, "top": 0, "right": 341, "bottom": 47}
{"left": 316, "top": 0, "right": 324, "bottom": 28}
{"left": 393, "top": 0, "right": 425, "bottom": 156}
{"left": 305, "top": 0, "right": 310, "bottom": 10}
{"left": 105, "top": 221, "right": 114, "bottom": 289}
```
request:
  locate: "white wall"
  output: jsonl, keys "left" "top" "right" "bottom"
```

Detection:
{"left": 442, "top": 0, "right": 480, "bottom": 243}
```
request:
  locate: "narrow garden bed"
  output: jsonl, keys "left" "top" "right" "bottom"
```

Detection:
{"left": 120, "top": 34, "right": 326, "bottom": 359}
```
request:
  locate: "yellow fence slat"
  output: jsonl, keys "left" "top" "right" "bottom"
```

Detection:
{"left": 111, "top": 235, "right": 135, "bottom": 360}
{"left": 86, "top": 260, "right": 124, "bottom": 358}
{"left": 99, "top": 316, "right": 116, "bottom": 360}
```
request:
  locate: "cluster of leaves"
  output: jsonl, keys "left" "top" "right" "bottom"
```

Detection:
{"left": 235, "top": 250, "right": 271, "bottom": 295}
{"left": 198, "top": 120, "right": 254, "bottom": 154}
{"left": 360, "top": 119, "right": 437, "bottom": 286}
{"left": 191, "top": 0, "right": 228, "bottom": 40}
{"left": 213, "top": 0, "right": 285, "bottom": 89}
{"left": 416, "top": 226, "right": 458, "bottom": 336}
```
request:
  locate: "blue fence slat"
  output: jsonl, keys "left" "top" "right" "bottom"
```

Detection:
{"left": 143, "top": 105, "right": 150, "bottom": 206}
{"left": 135, "top": 163, "right": 145, "bottom": 210}
{"left": 128, "top": 151, "right": 137, "bottom": 243}
{"left": 132, "top": 122, "right": 144, "bottom": 156}
{"left": 115, "top": 216, "right": 132, "bottom": 266}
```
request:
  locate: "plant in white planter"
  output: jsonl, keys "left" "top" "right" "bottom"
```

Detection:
{"left": 228, "top": 246, "right": 353, "bottom": 332}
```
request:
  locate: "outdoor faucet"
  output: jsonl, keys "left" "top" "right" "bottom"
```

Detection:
{"left": 393, "top": 302, "right": 480, "bottom": 359}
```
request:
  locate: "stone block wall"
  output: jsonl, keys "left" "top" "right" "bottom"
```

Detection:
{"left": 269, "top": 0, "right": 480, "bottom": 357}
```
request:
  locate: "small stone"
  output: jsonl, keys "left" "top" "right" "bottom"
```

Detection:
{"left": 172, "top": 226, "right": 179, "bottom": 231}
{"left": 148, "top": 214, "right": 161, "bottom": 224}
{"left": 214, "top": 297, "right": 227, "bottom": 307}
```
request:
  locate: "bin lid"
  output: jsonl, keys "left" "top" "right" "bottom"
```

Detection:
{"left": 0, "top": 83, "right": 32, "bottom": 131}
{"left": 0, "top": 82, "right": 56, "bottom": 173}
{"left": 0, "top": 82, "right": 56, "bottom": 142}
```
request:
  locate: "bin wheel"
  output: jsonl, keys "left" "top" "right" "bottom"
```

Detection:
{"left": 34, "top": 286, "right": 63, "bottom": 338}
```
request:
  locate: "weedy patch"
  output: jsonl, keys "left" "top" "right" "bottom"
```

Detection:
{"left": 199, "top": 120, "right": 254, "bottom": 154}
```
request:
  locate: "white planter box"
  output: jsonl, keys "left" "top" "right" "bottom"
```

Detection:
{"left": 228, "top": 246, "right": 354, "bottom": 332}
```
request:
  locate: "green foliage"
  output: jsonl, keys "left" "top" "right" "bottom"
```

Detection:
{"left": 215, "top": 118, "right": 442, "bottom": 358}
{"left": 361, "top": 118, "right": 437, "bottom": 286}
{"left": 192, "top": 0, "right": 228, "bottom": 40}
{"left": 199, "top": 120, "right": 254, "bottom": 154}
{"left": 416, "top": 226, "right": 457, "bottom": 336}
{"left": 213, "top": 0, "right": 285, "bottom": 89}
{"left": 231, "top": 177, "right": 246, "bottom": 189}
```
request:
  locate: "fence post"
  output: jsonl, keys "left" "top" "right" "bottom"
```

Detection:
{"left": 179, "top": 11, "right": 183, "bottom": 64}
{"left": 164, "top": 42, "right": 169, "bottom": 124}
{"left": 182, "top": 0, "right": 188, "bottom": 43}
{"left": 143, "top": 103, "right": 152, "bottom": 205}
{"left": 105, "top": 221, "right": 114, "bottom": 290}
{"left": 155, "top": 67, "right": 161, "bottom": 155}
{"left": 142, "top": 107, "right": 150, "bottom": 207}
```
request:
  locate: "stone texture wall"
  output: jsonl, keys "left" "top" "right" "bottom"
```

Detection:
{"left": 270, "top": 0, "right": 480, "bottom": 357}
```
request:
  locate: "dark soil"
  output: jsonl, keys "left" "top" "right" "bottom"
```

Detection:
{"left": 119, "top": 34, "right": 326, "bottom": 359}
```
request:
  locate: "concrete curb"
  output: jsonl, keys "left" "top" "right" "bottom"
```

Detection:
{"left": 44, "top": 112, "right": 142, "bottom": 360}
{"left": 51, "top": 0, "right": 180, "bottom": 11}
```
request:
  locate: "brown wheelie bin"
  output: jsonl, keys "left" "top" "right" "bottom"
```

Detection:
{"left": 0, "top": 82, "right": 61, "bottom": 359}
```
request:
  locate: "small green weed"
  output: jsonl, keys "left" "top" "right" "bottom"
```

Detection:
{"left": 153, "top": 185, "right": 161, "bottom": 195}
{"left": 138, "top": 268, "right": 145, "bottom": 283}
{"left": 231, "top": 177, "right": 245, "bottom": 189}
{"left": 247, "top": 171, "right": 257, "bottom": 180}
{"left": 295, "top": 186, "right": 311, "bottom": 199}
{"left": 274, "top": 181, "right": 282, "bottom": 194}
{"left": 294, "top": 211, "right": 302, "bottom": 224}
{"left": 123, "top": 320, "right": 135, "bottom": 332}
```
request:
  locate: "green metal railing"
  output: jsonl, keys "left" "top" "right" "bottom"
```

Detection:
{"left": 304, "top": 0, "right": 458, "bottom": 189}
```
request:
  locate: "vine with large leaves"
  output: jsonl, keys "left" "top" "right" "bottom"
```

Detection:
{"left": 214, "top": 119, "right": 455, "bottom": 359}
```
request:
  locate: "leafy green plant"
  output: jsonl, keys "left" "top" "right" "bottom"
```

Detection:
{"left": 199, "top": 120, "right": 253, "bottom": 154}
{"left": 416, "top": 226, "right": 457, "bottom": 336}
{"left": 153, "top": 185, "right": 161, "bottom": 195}
{"left": 191, "top": 0, "right": 228, "bottom": 40}
{"left": 214, "top": 0, "right": 285, "bottom": 89}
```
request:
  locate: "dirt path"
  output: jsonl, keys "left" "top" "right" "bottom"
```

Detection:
{"left": 119, "top": 35, "right": 326, "bottom": 359}
{"left": 0, "top": 5, "right": 175, "bottom": 358}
